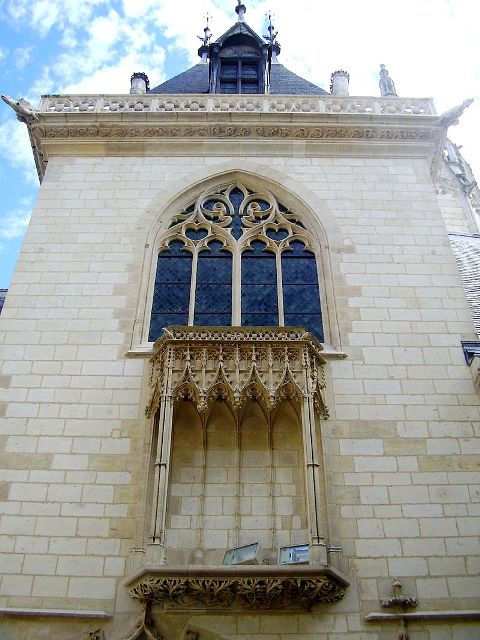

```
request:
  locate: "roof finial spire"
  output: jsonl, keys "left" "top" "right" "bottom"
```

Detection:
{"left": 197, "top": 14, "right": 212, "bottom": 62}
{"left": 264, "top": 11, "right": 278, "bottom": 45}
{"left": 236, "top": 0, "right": 246, "bottom": 22}
{"left": 264, "top": 10, "right": 281, "bottom": 62}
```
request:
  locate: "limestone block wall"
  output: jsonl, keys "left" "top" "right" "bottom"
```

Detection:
{"left": 165, "top": 398, "right": 307, "bottom": 566}
{"left": 0, "top": 152, "right": 479, "bottom": 639}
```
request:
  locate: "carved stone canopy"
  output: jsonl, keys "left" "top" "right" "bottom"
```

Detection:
{"left": 125, "top": 565, "right": 349, "bottom": 611}
{"left": 147, "top": 326, "right": 328, "bottom": 419}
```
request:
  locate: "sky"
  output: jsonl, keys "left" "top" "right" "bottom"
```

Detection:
{"left": 0, "top": 0, "right": 479, "bottom": 289}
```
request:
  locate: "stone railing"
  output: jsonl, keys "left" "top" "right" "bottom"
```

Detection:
{"left": 38, "top": 94, "right": 436, "bottom": 116}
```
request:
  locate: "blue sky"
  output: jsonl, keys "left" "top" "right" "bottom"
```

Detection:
{"left": 0, "top": 0, "right": 479, "bottom": 289}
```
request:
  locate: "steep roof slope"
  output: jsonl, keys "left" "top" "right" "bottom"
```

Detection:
{"left": 149, "top": 63, "right": 327, "bottom": 95}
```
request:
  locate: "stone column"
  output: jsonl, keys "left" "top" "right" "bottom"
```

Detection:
{"left": 146, "top": 350, "right": 174, "bottom": 564}
{"left": 301, "top": 393, "right": 327, "bottom": 564}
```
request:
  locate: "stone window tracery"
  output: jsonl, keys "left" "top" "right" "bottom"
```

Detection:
{"left": 149, "top": 183, "right": 324, "bottom": 342}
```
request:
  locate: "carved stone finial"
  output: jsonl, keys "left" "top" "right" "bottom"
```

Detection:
{"left": 379, "top": 64, "right": 397, "bottom": 97}
{"left": 197, "top": 14, "right": 212, "bottom": 62}
{"left": 1, "top": 94, "right": 39, "bottom": 124}
{"left": 130, "top": 72, "right": 150, "bottom": 95}
{"left": 439, "top": 98, "right": 474, "bottom": 128}
{"left": 264, "top": 10, "right": 281, "bottom": 61}
{"left": 264, "top": 11, "right": 278, "bottom": 45}
{"left": 330, "top": 70, "right": 350, "bottom": 96}
{"left": 236, "top": 0, "right": 247, "bottom": 22}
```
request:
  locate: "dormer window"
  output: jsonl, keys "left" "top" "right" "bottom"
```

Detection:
{"left": 207, "top": 21, "right": 270, "bottom": 95}
{"left": 219, "top": 59, "right": 260, "bottom": 94}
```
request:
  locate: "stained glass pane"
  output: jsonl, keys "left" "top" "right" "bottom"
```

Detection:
{"left": 194, "top": 241, "right": 232, "bottom": 326}
{"left": 241, "top": 240, "right": 278, "bottom": 326}
{"left": 282, "top": 242, "right": 323, "bottom": 340}
{"left": 185, "top": 228, "right": 208, "bottom": 241}
{"left": 149, "top": 241, "right": 192, "bottom": 341}
{"left": 229, "top": 188, "right": 244, "bottom": 239}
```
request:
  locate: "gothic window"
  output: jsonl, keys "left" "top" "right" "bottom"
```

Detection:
{"left": 149, "top": 183, "right": 324, "bottom": 342}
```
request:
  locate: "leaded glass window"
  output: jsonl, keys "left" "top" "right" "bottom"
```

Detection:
{"left": 149, "top": 183, "right": 324, "bottom": 341}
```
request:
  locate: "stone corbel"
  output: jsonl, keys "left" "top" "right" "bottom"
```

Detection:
{"left": 121, "top": 602, "right": 165, "bottom": 640}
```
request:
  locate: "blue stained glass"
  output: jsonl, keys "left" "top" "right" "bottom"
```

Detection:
{"left": 195, "top": 313, "right": 232, "bottom": 326}
{"left": 194, "top": 241, "right": 232, "bottom": 326}
{"left": 229, "top": 188, "right": 244, "bottom": 239}
{"left": 266, "top": 228, "right": 289, "bottom": 242}
{"left": 241, "top": 240, "right": 278, "bottom": 326}
{"left": 185, "top": 228, "right": 208, "bottom": 241}
{"left": 242, "top": 313, "right": 279, "bottom": 326}
{"left": 149, "top": 242, "right": 192, "bottom": 341}
{"left": 281, "top": 241, "right": 323, "bottom": 341}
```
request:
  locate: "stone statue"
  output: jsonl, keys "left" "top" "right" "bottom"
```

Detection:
{"left": 1, "top": 94, "right": 39, "bottom": 124}
{"left": 379, "top": 64, "right": 397, "bottom": 97}
{"left": 439, "top": 98, "right": 474, "bottom": 128}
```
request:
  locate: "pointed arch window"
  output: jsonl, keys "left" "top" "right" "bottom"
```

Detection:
{"left": 149, "top": 184, "right": 324, "bottom": 342}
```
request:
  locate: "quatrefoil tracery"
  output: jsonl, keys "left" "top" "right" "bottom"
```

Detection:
{"left": 160, "top": 182, "right": 314, "bottom": 257}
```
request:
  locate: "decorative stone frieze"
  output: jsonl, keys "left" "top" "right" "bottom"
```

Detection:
{"left": 31, "top": 123, "right": 436, "bottom": 143}
{"left": 126, "top": 566, "right": 348, "bottom": 611}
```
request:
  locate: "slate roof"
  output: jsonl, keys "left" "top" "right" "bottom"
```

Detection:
{"left": 150, "top": 64, "right": 210, "bottom": 94}
{"left": 270, "top": 64, "right": 328, "bottom": 95}
{"left": 450, "top": 234, "right": 480, "bottom": 337}
{"left": 0, "top": 289, "right": 6, "bottom": 315}
{"left": 149, "top": 63, "right": 328, "bottom": 95}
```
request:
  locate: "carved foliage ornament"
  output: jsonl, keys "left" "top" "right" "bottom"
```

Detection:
{"left": 30, "top": 124, "right": 437, "bottom": 142}
{"left": 129, "top": 575, "right": 346, "bottom": 610}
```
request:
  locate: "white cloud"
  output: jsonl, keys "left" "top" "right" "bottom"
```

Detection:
{"left": 14, "top": 46, "right": 33, "bottom": 69}
{"left": 60, "top": 50, "right": 166, "bottom": 95}
{"left": 0, "top": 119, "right": 38, "bottom": 185}
{"left": 0, "top": 199, "right": 32, "bottom": 239}
{"left": 5, "top": 0, "right": 109, "bottom": 36}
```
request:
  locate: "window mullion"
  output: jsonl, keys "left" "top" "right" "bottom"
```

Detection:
{"left": 276, "top": 249, "right": 284, "bottom": 326}
{"left": 188, "top": 249, "right": 198, "bottom": 325}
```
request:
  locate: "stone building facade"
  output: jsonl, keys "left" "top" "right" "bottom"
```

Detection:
{"left": 0, "top": 4, "right": 479, "bottom": 639}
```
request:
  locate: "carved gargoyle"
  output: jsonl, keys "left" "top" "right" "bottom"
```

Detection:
{"left": 1, "top": 94, "right": 39, "bottom": 124}
{"left": 439, "top": 98, "right": 474, "bottom": 128}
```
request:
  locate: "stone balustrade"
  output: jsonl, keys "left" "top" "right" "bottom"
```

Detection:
{"left": 38, "top": 94, "right": 436, "bottom": 116}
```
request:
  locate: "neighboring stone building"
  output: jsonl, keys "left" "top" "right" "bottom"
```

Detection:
{"left": 1, "top": 3, "right": 479, "bottom": 639}
{"left": 0, "top": 290, "right": 6, "bottom": 315}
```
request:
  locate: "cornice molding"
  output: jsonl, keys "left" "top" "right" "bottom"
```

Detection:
{"left": 26, "top": 95, "right": 444, "bottom": 181}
